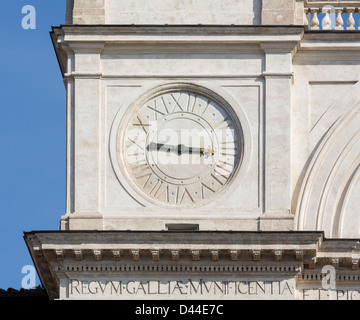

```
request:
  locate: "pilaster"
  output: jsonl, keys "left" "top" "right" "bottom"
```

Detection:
{"left": 262, "top": 0, "right": 305, "bottom": 25}
{"left": 260, "top": 41, "right": 298, "bottom": 230}
{"left": 60, "top": 42, "right": 105, "bottom": 230}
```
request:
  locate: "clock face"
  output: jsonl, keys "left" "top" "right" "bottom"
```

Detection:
{"left": 119, "top": 90, "right": 242, "bottom": 208}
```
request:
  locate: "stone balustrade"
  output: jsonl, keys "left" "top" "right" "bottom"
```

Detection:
{"left": 304, "top": 1, "right": 360, "bottom": 30}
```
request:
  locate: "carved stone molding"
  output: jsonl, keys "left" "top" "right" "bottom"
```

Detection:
{"left": 55, "top": 249, "right": 63, "bottom": 261}
{"left": 296, "top": 250, "right": 304, "bottom": 261}
{"left": 55, "top": 263, "right": 302, "bottom": 274}
{"left": 210, "top": 250, "right": 219, "bottom": 261}
{"left": 352, "top": 259, "right": 359, "bottom": 270}
{"left": 23, "top": 231, "right": 360, "bottom": 300}
{"left": 191, "top": 250, "right": 200, "bottom": 261}
{"left": 74, "top": 250, "right": 82, "bottom": 261}
{"left": 93, "top": 250, "right": 102, "bottom": 261}
{"left": 252, "top": 250, "right": 261, "bottom": 261}
{"left": 131, "top": 250, "right": 140, "bottom": 261}
{"left": 274, "top": 250, "right": 283, "bottom": 261}
{"left": 332, "top": 258, "right": 340, "bottom": 269}
{"left": 171, "top": 250, "right": 179, "bottom": 261}
{"left": 296, "top": 97, "right": 360, "bottom": 238}
{"left": 112, "top": 250, "right": 121, "bottom": 261}
{"left": 45, "top": 247, "right": 319, "bottom": 263}
{"left": 230, "top": 250, "right": 238, "bottom": 261}
{"left": 151, "top": 250, "right": 160, "bottom": 261}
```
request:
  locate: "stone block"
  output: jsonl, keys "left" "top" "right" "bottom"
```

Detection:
{"left": 262, "top": 0, "right": 295, "bottom": 10}
{"left": 262, "top": 9, "right": 296, "bottom": 24}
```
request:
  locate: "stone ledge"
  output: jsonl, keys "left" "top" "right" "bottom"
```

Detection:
{"left": 24, "top": 231, "right": 360, "bottom": 299}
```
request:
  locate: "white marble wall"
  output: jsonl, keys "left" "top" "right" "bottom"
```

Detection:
{"left": 57, "top": 2, "right": 360, "bottom": 238}
{"left": 67, "top": 0, "right": 305, "bottom": 25}
{"left": 293, "top": 40, "right": 360, "bottom": 237}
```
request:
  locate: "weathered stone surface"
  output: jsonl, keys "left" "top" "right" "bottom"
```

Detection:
{"left": 30, "top": 0, "right": 360, "bottom": 301}
{"left": 24, "top": 231, "right": 360, "bottom": 300}
{"left": 66, "top": 0, "right": 308, "bottom": 26}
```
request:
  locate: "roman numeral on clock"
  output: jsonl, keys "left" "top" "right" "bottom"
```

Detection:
{"left": 132, "top": 164, "right": 152, "bottom": 180}
{"left": 132, "top": 116, "right": 149, "bottom": 134}
{"left": 154, "top": 184, "right": 169, "bottom": 203}
{"left": 147, "top": 105, "right": 165, "bottom": 116}
{"left": 179, "top": 187, "right": 195, "bottom": 204}
{"left": 122, "top": 91, "right": 240, "bottom": 207}
{"left": 127, "top": 137, "right": 144, "bottom": 150}
{"left": 201, "top": 183, "right": 215, "bottom": 199}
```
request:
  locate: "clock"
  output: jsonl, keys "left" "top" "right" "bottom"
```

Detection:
{"left": 114, "top": 85, "right": 243, "bottom": 209}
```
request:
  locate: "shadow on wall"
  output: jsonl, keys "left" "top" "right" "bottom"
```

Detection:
{"left": 254, "top": 0, "right": 262, "bottom": 24}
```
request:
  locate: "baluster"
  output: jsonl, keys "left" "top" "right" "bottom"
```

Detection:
{"left": 346, "top": 8, "right": 356, "bottom": 30}
{"left": 304, "top": 8, "right": 310, "bottom": 27}
{"left": 335, "top": 8, "right": 344, "bottom": 30}
{"left": 322, "top": 7, "right": 332, "bottom": 30}
{"left": 310, "top": 8, "right": 320, "bottom": 30}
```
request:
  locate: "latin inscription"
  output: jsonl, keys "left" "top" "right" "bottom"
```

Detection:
{"left": 302, "top": 288, "right": 360, "bottom": 300}
{"left": 67, "top": 279, "right": 360, "bottom": 300}
{"left": 68, "top": 278, "right": 294, "bottom": 299}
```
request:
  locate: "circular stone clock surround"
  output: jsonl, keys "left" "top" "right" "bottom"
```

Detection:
{"left": 109, "top": 82, "right": 250, "bottom": 210}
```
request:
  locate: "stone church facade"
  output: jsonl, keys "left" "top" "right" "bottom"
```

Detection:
{"left": 24, "top": 0, "right": 360, "bottom": 300}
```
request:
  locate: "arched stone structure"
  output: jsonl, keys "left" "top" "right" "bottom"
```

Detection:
{"left": 295, "top": 85, "right": 360, "bottom": 238}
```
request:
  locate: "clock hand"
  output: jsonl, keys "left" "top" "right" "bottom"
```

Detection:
{"left": 200, "top": 147, "right": 216, "bottom": 156}
{"left": 186, "top": 145, "right": 215, "bottom": 156}
{"left": 147, "top": 143, "right": 187, "bottom": 154}
{"left": 147, "top": 142, "right": 169, "bottom": 151}
{"left": 185, "top": 145, "right": 216, "bottom": 156}
{"left": 147, "top": 142, "right": 215, "bottom": 156}
{"left": 147, "top": 142, "right": 178, "bottom": 153}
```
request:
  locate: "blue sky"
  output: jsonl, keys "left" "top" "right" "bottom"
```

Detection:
{"left": 0, "top": 2, "right": 66, "bottom": 289}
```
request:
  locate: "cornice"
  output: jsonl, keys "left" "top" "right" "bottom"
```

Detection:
{"left": 53, "top": 25, "right": 304, "bottom": 46}
{"left": 24, "top": 231, "right": 360, "bottom": 299}
{"left": 52, "top": 24, "right": 306, "bottom": 34}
